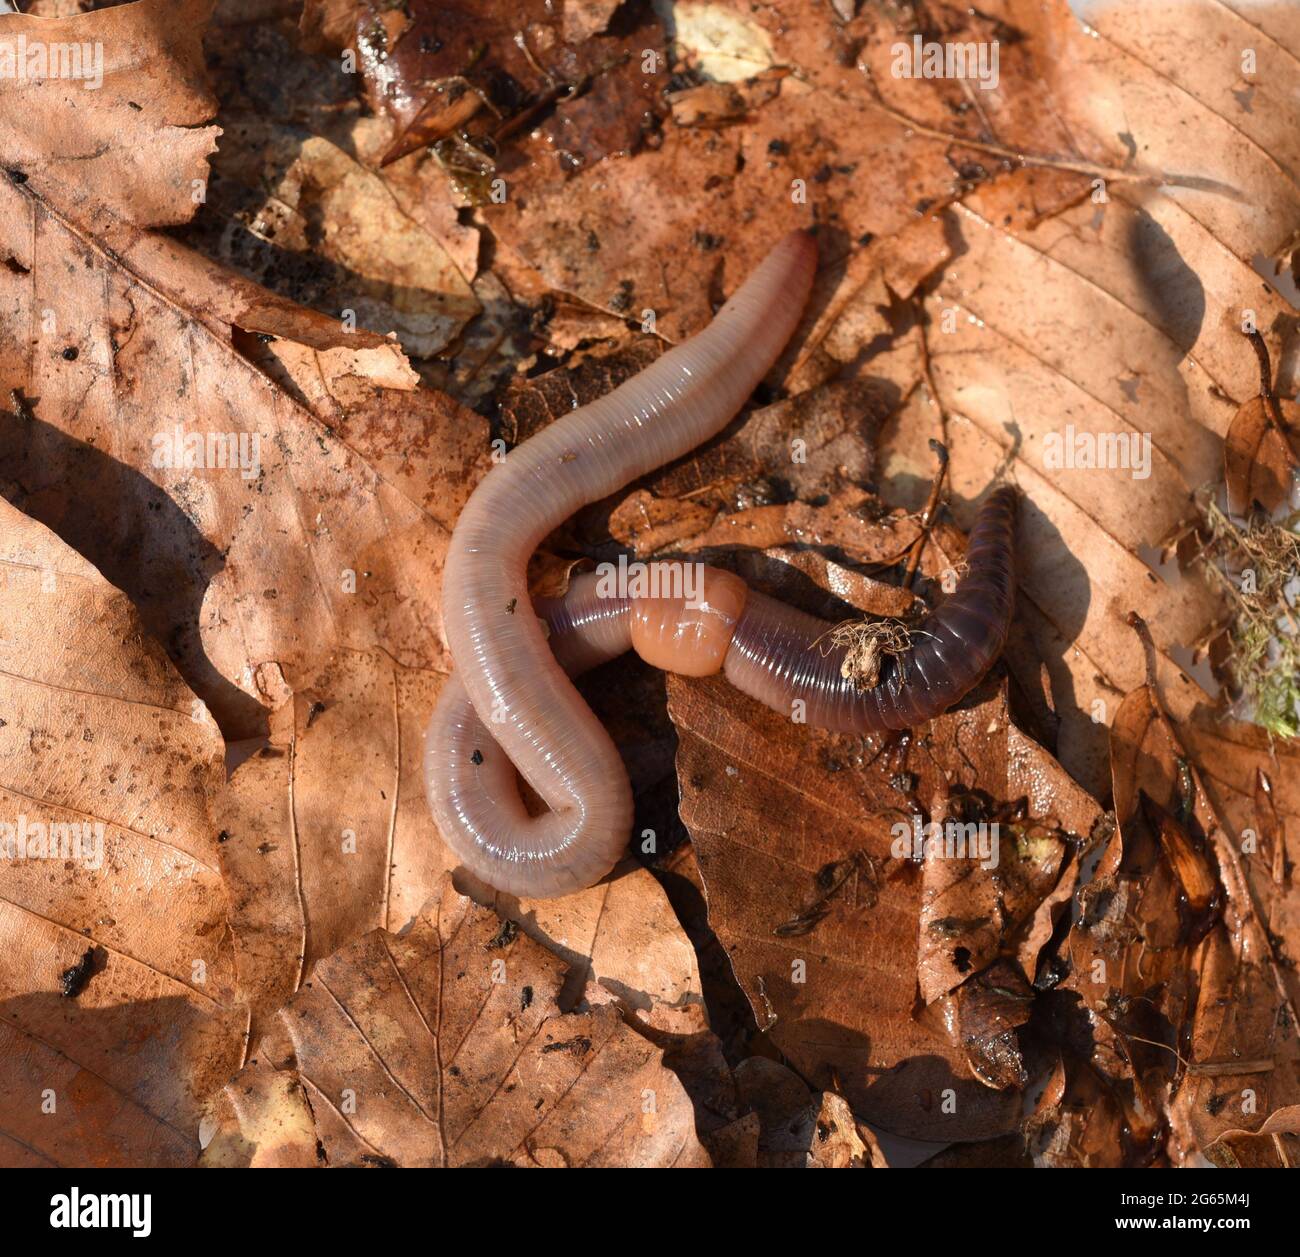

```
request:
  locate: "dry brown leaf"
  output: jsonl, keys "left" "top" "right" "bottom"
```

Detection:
{"left": 216, "top": 650, "right": 704, "bottom": 1039}
{"left": 1224, "top": 395, "right": 1300, "bottom": 516}
{"left": 1177, "top": 715, "right": 1300, "bottom": 1012}
{"left": 669, "top": 669, "right": 1094, "bottom": 1141}
{"left": 1049, "top": 637, "right": 1300, "bottom": 1165}
{"left": 0, "top": 1, "right": 488, "bottom": 739}
{"left": 485, "top": 4, "right": 1028, "bottom": 344}
{"left": 304, "top": 0, "right": 665, "bottom": 170}
{"left": 878, "top": 0, "right": 1300, "bottom": 794}
{"left": 188, "top": 117, "right": 482, "bottom": 357}
{"left": 0, "top": 498, "right": 243, "bottom": 1168}
{"left": 1202, "top": 1104, "right": 1300, "bottom": 1170}
{"left": 199, "top": 1063, "right": 321, "bottom": 1168}
{"left": 0, "top": 0, "right": 220, "bottom": 230}
{"left": 731, "top": 1056, "right": 884, "bottom": 1168}
{"left": 210, "top": 876, "right": 710, "bottom": 1167}
{"left": 214, "top": 650, "right": 445, "bottom": 1033}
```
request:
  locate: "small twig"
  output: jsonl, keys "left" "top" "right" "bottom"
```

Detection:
{"left": 903, "top": 439, "right": 949, "bottom": 590}
{"left": 1186, "top": 1058, "right": 1276, "bottom": 1077}
{"left": 915, "top": 314, "right": 950, "bottom": 451}
{"left": 1246, "top": 328, "right": 1289, "bottom": 433}
{"left": 956, "top": 75, "right": 996, "bottom": 148}
{"left": 1121, "top": 1032, "right": 1189, "bottom": 1071}
{"left": 862, "top": 95, "right": 1163, "bottom": 187}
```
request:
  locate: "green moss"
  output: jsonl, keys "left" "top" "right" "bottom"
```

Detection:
{"left": 1194, "top": 492, "right": 1300, "bottom": 740}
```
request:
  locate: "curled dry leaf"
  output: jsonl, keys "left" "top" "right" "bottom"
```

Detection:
{"left": 0, "top": 499, "right": 243, "bottom": 1168}
{"left": 1223, "top": 394, "right": 1300, "bottom": 517}
{"left": 1202, "top": 1104, "right": 1300, "bottom": 1170}
{"left": 207, "top": 877, "right": 710, "bottom": 1168}
{"left": 189, "top": 117, "right": 482, "bottom": 357}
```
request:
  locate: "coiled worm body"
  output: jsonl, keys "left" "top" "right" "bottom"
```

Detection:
{"left": 426, "top": 231, "right": 1017, "bottom": 897}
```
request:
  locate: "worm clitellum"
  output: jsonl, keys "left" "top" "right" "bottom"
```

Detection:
{"left": 426, "top": 232, "right": 1018, "bottom": 898}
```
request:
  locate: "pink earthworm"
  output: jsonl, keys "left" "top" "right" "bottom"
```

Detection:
{"left": 426, "top": 232, "right": 1017, "bottom": 897}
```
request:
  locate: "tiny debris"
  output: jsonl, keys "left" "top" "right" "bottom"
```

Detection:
{"left": 59, "top": 948, "right": 99, "bottom": 998}
{"left": 819, "top": 618, "right": 913, "bottom": 691}
{"left": 9, "top": 389, "right": 36, "bottom": 422}
{"left": 542, "top": 1035, "right": 592, "bottom": 1057}
{"left": 775, "top": 851, "right": 880, "bottom": 936}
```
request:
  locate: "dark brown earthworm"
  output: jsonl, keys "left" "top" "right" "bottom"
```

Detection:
{"left": 723, "top": 487, "right": 1018, "bottom": 731}
{"left": 425, "top": 231, "right": 1018, "bottom": 898}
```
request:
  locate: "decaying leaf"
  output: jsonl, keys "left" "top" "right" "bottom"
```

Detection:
{"left": 216, "top": 646, "right": 705, "bottom": 1040}
{"left": 207, "top": 877, "right": 710, "bottom": 1167}
{"left": 0, "top": 499, "right": 243, "bottom": 1168}
{"left": 0, "top": 13, "right": 488, "bottom": 738}
{"left": 670, "top": 666, "right": 1095, "bottom": 1141}
{"left": 1041, "top": 624, "right": 1300, "bottom": 1166}
{"left": 303, "top": 0, "right": 666, "bottom": 170}
{"left": 0, "top": 0, "right": 220, "bottom": 230}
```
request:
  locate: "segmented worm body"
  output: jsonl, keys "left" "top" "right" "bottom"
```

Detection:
{"left": 723, "top": 486, "right": 1018, "bottom": 732}
{"left": 427, "top": 232, "right": 1018, "bottom": 898}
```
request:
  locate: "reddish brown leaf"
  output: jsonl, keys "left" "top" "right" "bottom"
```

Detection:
{"left": 1224, "top": 396, "right": 1300, "bottom": 516}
